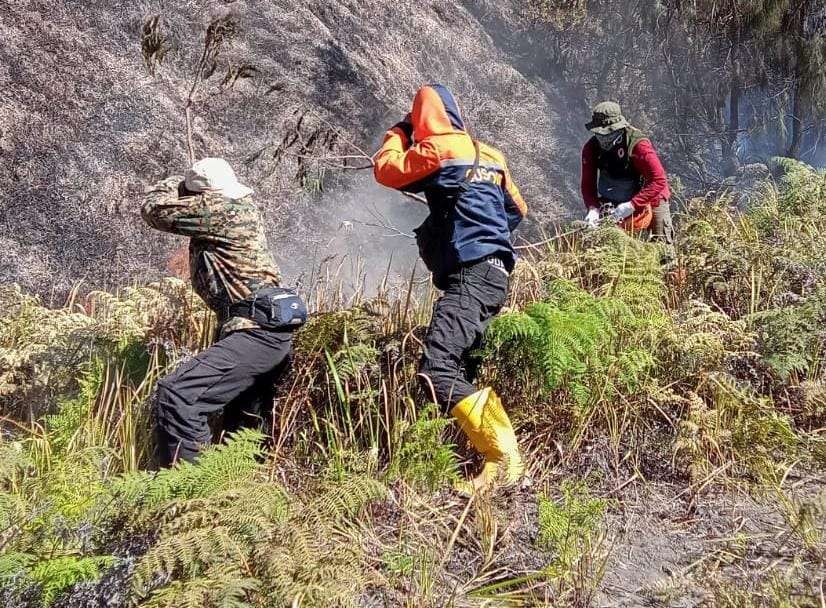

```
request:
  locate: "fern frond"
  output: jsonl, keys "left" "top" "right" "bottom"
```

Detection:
{"left": 30, "top": 555, "right": 115, "bottom": 606}
{"left": 138, "top": 564, "right": 258, "bottom": 608}
{"left": 0, "top": 551, "right": 34, "bottom": 582}
{"left": 307, "top": 474, "right": 386, "bottom": 522}
{"left": 131, "top": 526, "right": 238, "bottom": 599}
{"left": 111, "top": 429, "right": 265, "bottom": 513}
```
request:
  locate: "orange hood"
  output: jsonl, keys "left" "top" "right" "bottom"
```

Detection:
{"left": 410, "top": 84, "right": 467, "bottom": 141}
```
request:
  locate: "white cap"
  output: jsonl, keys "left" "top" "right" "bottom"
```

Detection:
{"left": 185, "top": 158, "right": 253, "bottom": 199}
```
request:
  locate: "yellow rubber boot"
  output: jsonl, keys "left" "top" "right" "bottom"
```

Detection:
{"left": 451, "top": 388, "right": 524, "bottom": 494}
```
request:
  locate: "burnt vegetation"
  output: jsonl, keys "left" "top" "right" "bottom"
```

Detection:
{"left": 0, "top": 1, "right": 825, "bottom": 606}
{"left": 1, "top": 159, "right": 825, "bottom": 606}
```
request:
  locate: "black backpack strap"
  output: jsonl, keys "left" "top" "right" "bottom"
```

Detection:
{"left": 459, "top": 139, "right": 481, "bottom": 193}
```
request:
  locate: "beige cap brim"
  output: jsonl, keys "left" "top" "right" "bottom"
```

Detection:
{"left": 185, "top": 177, "right": 253, "bottom": 199}
{"left": 222, "top": 182, "right": 254, "bottom": 199}
{"left": 587, "top": 118, "right": 629, "bottom": 135}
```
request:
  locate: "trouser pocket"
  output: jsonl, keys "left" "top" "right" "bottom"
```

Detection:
{"left": 652, "top": 200, "right": 675, "bottom": 245}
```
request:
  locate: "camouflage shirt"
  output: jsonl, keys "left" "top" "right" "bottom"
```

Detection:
{"left": 142, "top": 176, "right": 281, "bottom": 335}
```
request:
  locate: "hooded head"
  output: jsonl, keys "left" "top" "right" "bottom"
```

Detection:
{"left": 185, "top": 158, "right": 253, "bottom": 199}
{"left": 410, "top": 84, "right": 466, "bottom": 141}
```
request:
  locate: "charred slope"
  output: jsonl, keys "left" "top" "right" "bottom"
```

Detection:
{"left": 0, "top": 0, "right": 573, "bottom": 298}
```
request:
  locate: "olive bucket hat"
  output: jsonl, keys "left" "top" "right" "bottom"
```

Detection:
{"left": 585, "top": 101, "right": 630, "bottom": 135}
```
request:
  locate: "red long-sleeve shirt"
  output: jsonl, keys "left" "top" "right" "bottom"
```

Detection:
{"left": 581, "top": 138, "right": 670, "bottom": 210}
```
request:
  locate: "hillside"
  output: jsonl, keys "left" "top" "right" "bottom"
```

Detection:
{"left": 5, "top": 1, "right": 825, "bottom": 300}
{"left": 2, "top": 1, "right": 825, "bottom": 606}
{"left": 1, "top": 159, "right": 824, "bottom": 607}
{"left": 1, "top": 0, "right": 583, "bottom": 299}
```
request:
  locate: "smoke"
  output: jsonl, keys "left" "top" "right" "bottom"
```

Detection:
{"left": 275, "top": 171, "right": 430, "bottom": 298}
{"left": 741, "top": 127, "right": 826, "bottom": 170}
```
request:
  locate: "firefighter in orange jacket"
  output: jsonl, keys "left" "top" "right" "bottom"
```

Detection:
{"left": 373, "top": 84, "right": 527, "bottom": 493}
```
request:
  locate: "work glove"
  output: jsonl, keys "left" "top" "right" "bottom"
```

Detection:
{"left": 611, "top": 201, "right": 635, "bottom": 222}
{"left": 584, "top": 208, "right": 599, "bottom": 228}
{"left": 391, "top": 113, "right": 413, "bottom": 142}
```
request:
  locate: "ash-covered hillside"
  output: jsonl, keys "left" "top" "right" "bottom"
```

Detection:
{"left": 1, "top": 0, "right": 582, "bottom": 298}
{"left": 5, "top": 0, "right": 822, "bottom": 299}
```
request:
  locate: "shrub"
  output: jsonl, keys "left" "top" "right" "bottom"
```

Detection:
{"left": 537, "top": 482, "right": 610, "bottom": 603}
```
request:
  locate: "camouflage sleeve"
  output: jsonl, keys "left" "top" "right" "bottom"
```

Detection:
{"left": 141, "top": 175, "right": 214, "bottom": 238}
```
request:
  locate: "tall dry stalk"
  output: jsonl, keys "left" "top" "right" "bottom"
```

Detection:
{"left": 141, "top": 14, "right": 239, "bottom": 164}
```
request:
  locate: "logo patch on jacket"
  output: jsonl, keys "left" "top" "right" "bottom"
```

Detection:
{"left": 466, "top": 166, "right": 503, "bottom": 186}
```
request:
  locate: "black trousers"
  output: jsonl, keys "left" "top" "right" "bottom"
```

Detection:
{"left": 154, "top": 327, "right": 293, "bottom": 466}
{"left": 419, "top": 258, "right": 509, "bottom": 410}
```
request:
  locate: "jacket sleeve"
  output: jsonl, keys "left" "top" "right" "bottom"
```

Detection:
{"left": 141, "top": 176, "right": 216, "bottom": 238}
{"left": 503, "top": 163, "right": 528, "bottom": 232}
{"left": 630, "top": 139, "right": 670, "bottom": 209}
{"left": 580, "top": 140, "right": 600, "bottom": 209}
{"left": 372, "top": 127, "right": 441, "bottom": 192}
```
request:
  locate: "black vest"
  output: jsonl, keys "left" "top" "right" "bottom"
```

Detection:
{"left": 592, "top": 128, "right": 647, "bottom": 204}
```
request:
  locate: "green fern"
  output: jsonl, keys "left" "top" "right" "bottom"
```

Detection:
{"left": 0, "top": 551, "right": 35, "bottom": 582}
{"left": 41, "top": 361, "right": 106, "bottom": 457}
{"left": 575, "top": 226, "right": 667, "bottom": 317}
{"left": 748, "top": 289, "right": 825, "bottom": 381}
{"left": 674, "top": 374, "right": 799, "bottom": 482}
{"left": 537, "top": 482, "right": 609, "bottom": 582}
{"left": 294, "top": 308, "right": 376, "bottom": 357}
{"left": 333, "top": 342, "right": 380, "bottom": 381}
{"left": 30, "top": 555, "right": 115, "bottom": 606}
{"left": 138, "top": 565, "right": 259, "bottom": 608}
{"left": 129, "top": 466, "right": 384, "bottom": 608}
{"left": 387, "top": 403, "right": 459, "bottom": 491}
{"left": 110, "top": 428, "right": 266, "bottom": 512}
{"left": 1, "top": 278, "right": 207, "bottom": 419}
{"left": 485, "top": 279, "right": 658, "bottom": 407}
{"left": 314, "top": 472, "right": 385, "bottom": 516}
{"left": 665, "top": 300, "right": 755, "bottom": 377}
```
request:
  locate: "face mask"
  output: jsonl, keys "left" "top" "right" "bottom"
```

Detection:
{"left": 596, "top": 131, "right": 623, "bottom": 151}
